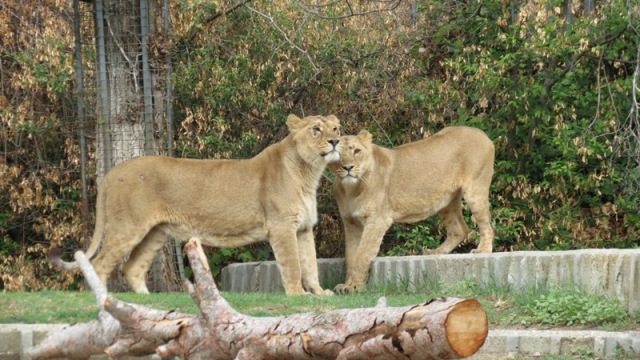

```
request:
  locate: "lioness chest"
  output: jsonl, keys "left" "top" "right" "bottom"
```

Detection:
{"left": 336, "top": 187, "right": 383, "bottom": 226}
{"left": 297, "top": 193, "right": 318, "bottom": 231}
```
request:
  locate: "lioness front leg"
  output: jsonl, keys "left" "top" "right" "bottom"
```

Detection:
{"left": 269, "top": 227, "right": 306, "bottom": 295}
{"left": 335, "top": 218, "right": 391, "bottom": 294}
{"left": 334, "top": 221, "right": 363, "bottom": 294}
{"left": 297, "top": 228, "right": 333, "bottom": 295}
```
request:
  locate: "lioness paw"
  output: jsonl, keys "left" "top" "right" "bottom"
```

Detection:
{"left": 285, "top": 287, "right": 308, "bottom": 296}
{"left": 307, "top": 287, "right": 334, "bottom": 296}
{"left": 422, "top": 248, "right": 435, "bottom": 255}
{"left": 321, "top": 289, "right": 335, "bottom": 296}
{"left": 471, "top": 247, "right": 493, "bottom": 254}
{"left": 334, "top": 282, "right": 362, "bottom": 294}
{"left": 422, "top": 248, "right": 448, "bottom": 255}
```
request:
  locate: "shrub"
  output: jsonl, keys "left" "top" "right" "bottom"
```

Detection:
{"left": 526, "top": 288, "right": 628, "bottom": 326}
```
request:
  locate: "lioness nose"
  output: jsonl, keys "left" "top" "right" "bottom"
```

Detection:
{"left": 328, "top": 138, "right": 339, "bottom": 147}
{"left": 343, "top": 165, "right": 354, "bottom": 172}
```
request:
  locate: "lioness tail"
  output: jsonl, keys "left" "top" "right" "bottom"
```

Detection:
{"left": 49, "top": 180, "right": 108, "bottom": 271}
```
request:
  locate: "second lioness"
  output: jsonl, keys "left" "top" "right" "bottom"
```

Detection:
{"left": 330, "top": 127, "right": 495, "bottom": 294}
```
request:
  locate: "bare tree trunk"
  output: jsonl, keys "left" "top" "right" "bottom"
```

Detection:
{"left": 30, "top": 239, "right": 488, "bottom": 360}
{"left": 92, "top": 0, "right": 179, "bottom": 292}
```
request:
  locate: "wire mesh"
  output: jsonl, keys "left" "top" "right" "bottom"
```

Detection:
{"left": 74, "top": 0, "right": 182, "bottom": 292}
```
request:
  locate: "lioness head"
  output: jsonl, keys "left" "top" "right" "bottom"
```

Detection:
{"left": 287, "top": 114, "right": 342, "bottom": 164}
{"left": 329, "top": 129, "right": 373, "bottom": 185}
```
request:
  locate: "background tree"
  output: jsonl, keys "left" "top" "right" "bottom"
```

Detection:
{"left": 92, "top": 0, "right": 180, "bottom": 291}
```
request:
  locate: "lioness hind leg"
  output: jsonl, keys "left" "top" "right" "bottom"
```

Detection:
{"left": 463, "top": 182, "right": 494, "bottom": 253}
{"left": 124, "top": 227, "right": 171, "bottom": 293}
{"left": 91, "top": 253, "right": 116, "bottom": 289}
{"left": 91, "top": 225, "right": 150, "bottom": 291}
{"left": 427, "top": 192, "right": 469, "bottom": 255}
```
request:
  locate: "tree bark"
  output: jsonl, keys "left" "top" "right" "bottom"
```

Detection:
{"left": 29, "top": 239, "right": 488, "bottom": 360}
{"left": 92, "top": 0, "right": 179, "bottom": 292}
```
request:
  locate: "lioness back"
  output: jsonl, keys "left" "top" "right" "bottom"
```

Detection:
{"left": 387, "top": 127, "right": 494, "bottom": 213}
{"left": 103, "top": 156, "right": 265, "bottom": 235}
{"left": 330, "top": 126, "right": 494, "bottom": 294}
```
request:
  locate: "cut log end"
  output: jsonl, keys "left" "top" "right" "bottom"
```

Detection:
{"left": 445, "top": 299, "right": 488, "bottom": 357}
{"left": 48, "top": 247, "right": 66, "bottom": 270}
{"left": 49, "top": 247, "right": 62, "bottom": 260}
{"left": 48, "top": 247, "right": 80, "bottom": 271}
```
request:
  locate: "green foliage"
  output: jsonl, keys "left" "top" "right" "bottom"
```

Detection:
{"left": 525, "top": 288, "right": 628, "bottom": 326}
{"left": 0, "top": 1, "right": 80, "bottom": 290}
{"left": 184, "top": 245, "right": 272, "bottom": 282}
{"left": 387, "top": 223, "right": 441, "bottom": 256}
{"left": 402, "top": 0, "right": 640, "bottom": 251}
{"left": 207, "top": 245, "right": 272, "bottom": 278}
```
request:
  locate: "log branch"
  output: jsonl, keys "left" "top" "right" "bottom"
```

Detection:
{"left": 27, "top": 250, "right": 123, "bottom": 359}
{"left": 29, "top": 238, "right": 488, "bottom": 359}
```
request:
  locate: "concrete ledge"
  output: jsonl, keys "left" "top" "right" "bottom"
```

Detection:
{"left": 3, "top": 324, "right": 638, "bottom": 359}
{"left": 472, "top": 330, "right": 640, "bottom": 358}
{"left": 0, "top": 324, "right": 67, "bottom": 360}
{"left": 221, "top": 249, "right": 640, "bottom": 312}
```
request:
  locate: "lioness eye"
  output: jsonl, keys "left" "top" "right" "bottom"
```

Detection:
{"left": 354, "top": 148, "right": 361, "bottom": 155}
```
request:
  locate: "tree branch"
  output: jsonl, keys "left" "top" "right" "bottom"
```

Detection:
{"left": 545, "top": 27, "right": 628, "bottom": 92}
{"left": 293, "top": 0, "right": 402, "bottom": 20}
{"left": 245, "top": 5, "right": 319, "bottom": 74}
{"left": 176, "top": 0, "right": 254, "bottom": 54}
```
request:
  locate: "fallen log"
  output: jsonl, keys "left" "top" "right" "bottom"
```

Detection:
{"left": 29, "top": 239, "right": 488, "bottom": 359}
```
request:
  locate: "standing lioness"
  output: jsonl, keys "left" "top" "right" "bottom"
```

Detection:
{"left": 55, "top": 114, "right": 341, "bottom": 295}
{"left": 330, "top": 127, "right": 494, "bottom": 293}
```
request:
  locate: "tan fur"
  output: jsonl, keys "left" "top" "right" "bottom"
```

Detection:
{"left": 67, "top": 114, "right": 341, "bottom": 295}
{"left": 329, "top": 127, "right": 495, "bottom": 293}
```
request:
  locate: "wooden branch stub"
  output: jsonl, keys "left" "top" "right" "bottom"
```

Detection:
{"left": 103, "top": 296, "right": 191, "bottom": 358}
{"left": 26, "top": 250, "right": 121, "bottom": 360}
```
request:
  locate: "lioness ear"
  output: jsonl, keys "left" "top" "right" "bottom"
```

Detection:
{"left": 357, "top": 129, "right": 372, "bottom": 144}
{"left": 286, "top": 114, "right": 304, "bottom": 132}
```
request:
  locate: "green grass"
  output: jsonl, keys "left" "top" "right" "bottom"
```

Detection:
{"left": 1, "top": 280, "right": 639, "bottom": 332}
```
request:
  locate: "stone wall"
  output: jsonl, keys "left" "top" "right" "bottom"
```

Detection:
{"left": 221, "top": 249, "right": 640, "bottom": 312}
